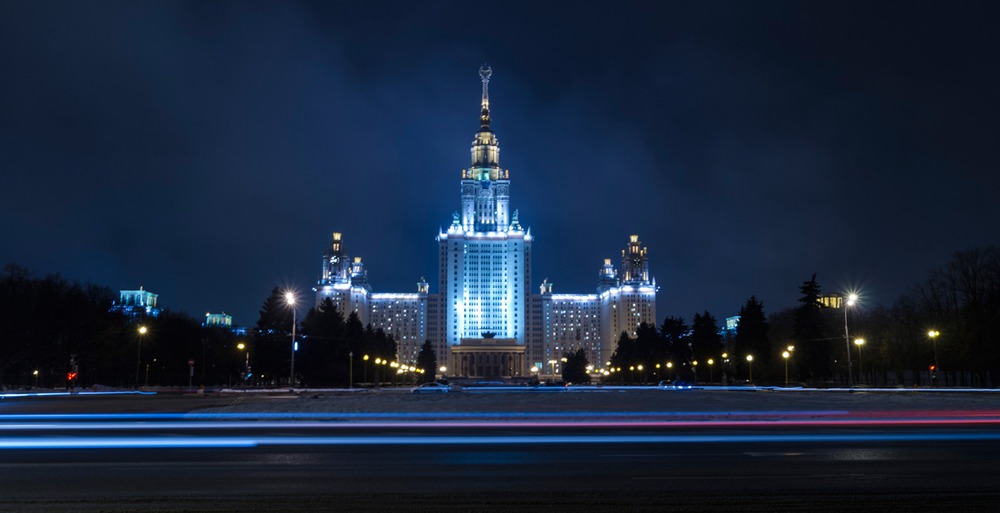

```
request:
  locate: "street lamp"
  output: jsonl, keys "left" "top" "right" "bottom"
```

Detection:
{"left": 782, "top": 351, "right": 790, "bottom": 387}
{"left": 237, "top": 342, "right": 249, "bottom": 386}
{"left": 285, "top": 291, "right": 296, "bottom": 388}
{"left": 707, "top": 359, "right": 714, "bottom": 384}
{"left": 746, "top": 354, "right": 754, "bottom": 383}
{"left": 927, "top": 330, "right": 940, "bottom": 385}
{"left": 363, "top": 354, "right": 369, "bottom": 384}
{"left": 33, "top": 369, "right": 39, "bottom": 388}
{"left": 548, "top": 359, "right": 558, "bottom": 380}
{"left": 843, "top": 293, "right": 858, "bottom": 387}
{"left": 136, "top": 325, "right": 148, "bottom": 387}
{"left": 854, "top": 338, "right": 865, "bottom": 385}
{"left": 349, "top": 351, "right": 354, "bottom": 389}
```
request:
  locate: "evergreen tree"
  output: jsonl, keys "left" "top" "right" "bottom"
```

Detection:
{"left": 416, "top": 340, "right": 437, "bottom": 383}
{"left": 255, "top": 287, "right": 294, "bottom": 333}
{"left": 689, "top": 311, "right": 723, "bottom": 382}
{"left": 735, "top": 296, "right": 770, "bottom": 380}
{"left": 300, "top": 298, "right": 346, "bottom": 386}
{"left": 562, "top": 348, "right": 590, "bottom": 384}
{"left": 634, "top": 322, "right": 660, "bottom": 382}
{"left": 344, "top": 311, "right": 364, "bottom": 354}
{"left": 794, "top": 274, "right": 831, "bottom": 382}
{"left": 253, "top": 287, "right": 297, "bottom": 384}
{"left": 660, "top": 316, "right": 690, "bottom": 365}
{"left": 609, "top": 331, "right": 635, "bottom": 382}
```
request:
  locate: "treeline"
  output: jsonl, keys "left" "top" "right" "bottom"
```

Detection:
{"left": 0, "top": 266, "right": 434, "bottom": 388}
{"left": 3, "top": 245, "right": 998, "bottom": 388}
{"left": 250, "top": 289, "right": 416, "bottom": 387}
{"left": 0, "top": 264, "right": 249, "bottom": 388}
{"left": 625, "top": 246, "right": 1000, "bottom": 386}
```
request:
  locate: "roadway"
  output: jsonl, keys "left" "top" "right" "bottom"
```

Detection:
{"left": 1, "top": 391, "right": 999, "bottom": 512}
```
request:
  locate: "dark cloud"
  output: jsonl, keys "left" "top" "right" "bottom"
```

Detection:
{"left": 1, "top": 1, "right": 998, "bottom": 325}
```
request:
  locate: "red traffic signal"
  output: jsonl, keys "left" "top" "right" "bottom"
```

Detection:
{"left": 66, "top": 372, "right": 78, "bottom": 381}
{"left": 929, "top": 365, "right": 936, "bottom": 371}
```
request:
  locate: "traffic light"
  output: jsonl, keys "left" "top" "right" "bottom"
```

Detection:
{"left": 66, "top": 372, "right": 78, "bottom": 382}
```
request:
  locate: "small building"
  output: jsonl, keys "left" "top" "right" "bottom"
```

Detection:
{"left": 204, "top": 312, "right": 233, "bottom": 328}
{"left": 113, "top": 286, "right": 161, "bottom": 319}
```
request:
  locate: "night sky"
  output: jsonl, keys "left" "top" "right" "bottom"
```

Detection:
{"left": 2, "top": 1, "right": 998, "bottom": 326}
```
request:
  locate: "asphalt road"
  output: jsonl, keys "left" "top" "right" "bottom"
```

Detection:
{"left": 2, "top": 392, "right": 999, "bottom": 512}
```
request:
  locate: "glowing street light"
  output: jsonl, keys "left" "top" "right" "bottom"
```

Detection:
{"left": 237, "top": 342, "right": 249, "bottom": 386}
{"left": 928, "top": 330, "right": 940, "bottom": 384}
{"left": 854, "top": 338, "right": 866, "bottom": 385}
{"left": 707, "top": 358, "right": 714, "bottom": 384}
{"left": 285, "top": 291, "right": 296, "bottom": 388}
{"left": 135, "top": 325, "right": 148, "bottom": 387}
{"left": 746, "top": 354, "right": 754, "bottom": 383}
{"left": 843, "top": 292, "right": 859, "bottom": 387}
{"left": 782, "top": 351, "right": 791, "bottom": 387}
{"left": 33, "top": 369, "right": 39, "bottom": 388}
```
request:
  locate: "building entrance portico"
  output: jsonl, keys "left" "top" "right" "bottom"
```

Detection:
{"left": 451, "top": 338, "right": 525, "bottom": 378}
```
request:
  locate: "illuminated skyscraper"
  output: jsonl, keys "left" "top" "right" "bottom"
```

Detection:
{"left": 315, "top": 66, "right": 656, "bottom": 379}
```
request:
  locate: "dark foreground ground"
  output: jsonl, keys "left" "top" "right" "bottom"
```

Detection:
{"left": 1, "top": 389, "right": 999, "bottom": 512}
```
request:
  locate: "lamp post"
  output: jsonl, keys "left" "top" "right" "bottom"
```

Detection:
{"left": 135, "top": 326, "right": 147, "bottom": 388}
{"left": 33, "top": 369, "right": 39, "bottom": 388}
{"left": 746, "top": 354, "right": 754, "bottom": 383}
{"left": 854, "top": 338, "right": 865, "bottom": 385}
{"left": 285, "top": 292, "right": 296, "bottom": 388}
{"left": 843, "top": 293, "right": 858, "bottom": 387}
{"left": 349, "top": 351, "right": 354, "bottom": 389}
{"left": 927, "top": 330, "right": 940, "bottom": 385}
{"left": 363, "top": 354, "right": 369, "bottom": 384}
{"left": 548, "top": 359, "right": 558, "bottom": 381}
{"left": 782, "top": 351, "right": 790, "bottom": 387}
{"left": 237, "top": 342, "right": 249, "bottom": 386}
{"left": 707, "top": 359, "right": 714, "bottom": 384}
{"left": 785, "top": 345, "right": 795, "bottom": 386}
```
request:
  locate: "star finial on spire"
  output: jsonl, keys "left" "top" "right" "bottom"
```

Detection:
{"left": 479, "top": 63, "right": 492, "bottom": 130}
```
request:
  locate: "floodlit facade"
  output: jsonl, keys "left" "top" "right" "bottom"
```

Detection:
{"left": 314, "top": 66, "right": 657, "bottom": 378}
{"left": 113, "top": 287, "right": 161, "bottom": 319}
{"left": 204, "top": 312, "right": 233, "bottom": 328}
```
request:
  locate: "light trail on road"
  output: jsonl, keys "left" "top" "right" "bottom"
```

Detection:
{"left": 3, "top": 431, "right": 1000, "bottom": 450}
{"left": 3, "top": 416, "right": 1000, "bottom": 431}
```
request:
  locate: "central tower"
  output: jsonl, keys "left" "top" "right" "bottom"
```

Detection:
{"left": 461, "top": 65, "right": 510, "bottom": 232}
{"left": 437, "top": 65, "right": 531, "bottom": 376}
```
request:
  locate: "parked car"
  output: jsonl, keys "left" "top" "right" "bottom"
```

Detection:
{"left": 659, "top": 379, "right": 693, "bottom": 390}
{"left": 412, "top": 382, "right": 450, "bottom": 394}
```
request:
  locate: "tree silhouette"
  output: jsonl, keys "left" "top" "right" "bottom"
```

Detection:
{"left": 416, "top": 340, "right": 437, "bottom": 383}
{"left": 735, "top": 296, "right": 770, "bottom": 380}
{"left": 562, "top": 348, "right": 590, "bottom": 384}
{"left": 794, "top": 274, "right": 831, "bottom": 382}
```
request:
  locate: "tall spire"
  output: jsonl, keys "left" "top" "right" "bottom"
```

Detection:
{"left": 479, "top": 63, "right": 492, "bottom": 131}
